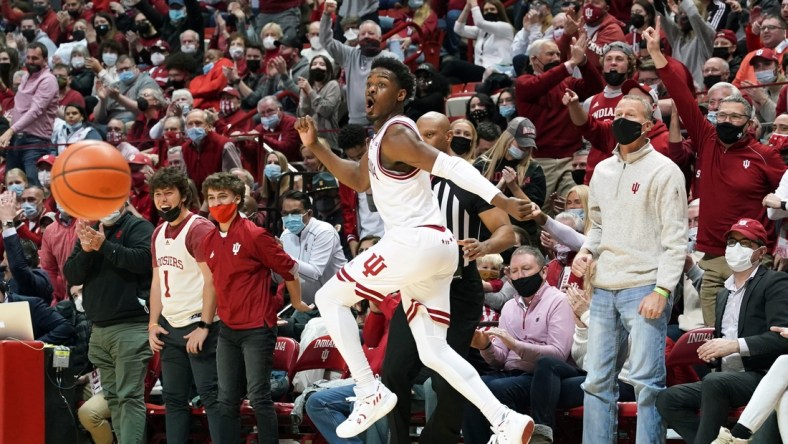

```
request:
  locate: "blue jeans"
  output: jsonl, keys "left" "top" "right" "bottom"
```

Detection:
{"left": 6, "top": 134, "right": 50, "bottom": 187}
{"left": 461, "top": 371, "right": 533, "bottom": 444}
{"left": 582, "top": 285, "right": 670, "bottom": 444}
{"left": 215, "top": 323, "right": 277, "bottom": 444}
{"left": 443, "top": 9, "right": 462, "bottom": 55}
{"left": 305, "top": 384, "right": 388, "bottom": 444}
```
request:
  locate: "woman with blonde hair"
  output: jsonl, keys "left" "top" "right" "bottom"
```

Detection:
{"left": 450, "top": 119, "right": 478, "bottom": 161}
{"left": 259, "top": 150, "right": 302, "bottom": 207}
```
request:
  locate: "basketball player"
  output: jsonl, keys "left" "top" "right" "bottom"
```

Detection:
{"left": 147, "top": 167, "right": 223, "bottom": 443}
{"left": 294, "top": 57, "right": 535, "bottom": 443}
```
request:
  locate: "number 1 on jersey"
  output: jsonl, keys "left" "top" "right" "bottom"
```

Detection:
{"left": 163, "top": 270, "right": 171, "bottom": 298}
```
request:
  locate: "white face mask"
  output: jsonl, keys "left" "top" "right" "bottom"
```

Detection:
{"left": 725, "top": 242, "right": 755, "bottom": 273}
{"left": 181, "top": 44, "right": 197, "bottom": 54}
{"left": 687, "top": 226, "right": 698, "bottom": 253}
{"left": 38, "top": 170, "right": 51, "bottom": 187}
{"left": 309, "top": 36, "right": 322, "bottom": 50}
{"left": 263, "top": 36, "right": 277, "bottom": 50}
{"left": 150, "top": 52, "right": 166, "bottom": 66}
{"left": 344, "top": 28, "right": 359, "bottom": 42}
{"left": 100, "top": 210, "right": 123, "bottom": 226}
{"left": 229, "top": 46, "right": 244, "bottom": 60}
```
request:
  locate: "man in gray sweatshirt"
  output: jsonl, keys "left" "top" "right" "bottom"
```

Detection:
{"left": 571, "top": 92, "right": 687, "bottom": 444}
{"left": 320, "top": 0, "right": 402, "bottom": 125}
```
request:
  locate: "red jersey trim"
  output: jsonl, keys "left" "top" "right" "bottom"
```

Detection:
{"left": 376, "top": 121, "right": 421, "bottom": 181}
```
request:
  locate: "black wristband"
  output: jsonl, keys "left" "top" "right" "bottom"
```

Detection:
{"left": 482, "top": 340, "right": 493, "bottom": 350}
{"left": 781, "top": 200, "right": 787, "bottom": 211}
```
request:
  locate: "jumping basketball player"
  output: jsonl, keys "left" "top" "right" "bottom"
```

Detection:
{"left": 295, "top": 57, "right": 535, "bottom": 443}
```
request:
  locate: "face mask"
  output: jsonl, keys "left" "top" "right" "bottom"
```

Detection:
{"left": 71, "top": 56, "right": 85, "bottom": 69}
{"left": 164, "top": 131, "right": 183, "bottom": 146}
{"left": 571, "top": 169, "right": 585, "bottom": 185}
{"left": 553, "top": 28, "right": 565, "bottom": 40}
{"left": 180, "top": 43, "right": 196, "bottom": 54}
{"left": 186, "top": 127, "right": 207, "bottom": 144}
{"left": 209, "top": 202, "right": 237, "bottom": 223}
{"left": 315, "top": 197, "right": 338, "bottom": 214}
{"left": 220, "top": 99, "right": 238, "bottom": 116}
{"left": 583, "top": 3, "right": 604, "bottom": 24}
{"left": 542, "top": 60, "right": 561, "bottom": 72}
{"left": 567, "top": 207, "right": 585, "bottom": 222}
{"left": 706, "top": 110, "right": 717, "bottom": 125}
{"left": 703, "top": 75, "right": 721, "bottom": 90}
{"left": 344, "top": 28, "right": 359, "bottom": 42}
{"left": 688, "top": 226, "right": 698, "bottom": 253}
{"left": 246, "top": 59, "right": 261, "bottom": 73}
{"left": 603, "top": 71, "right": 626, "bottom": 86}
{"left": 158, "top": 205, "right": 181, "bottom": 223}
{"left": 21, "top": 202, "right": 39, "bottom": 219}
{"left": 26, "top": 63, "right": 41, "bottom": 74}
{"left": 119, "top": 70, "right": 136, "bottom": 84}
{"left": 202, "top": 62, "right": 214, "bottom": 75}
{"left": 229, "top": 46, "right": 244, "bottom": 60}
{"left": 263, "top": 36, "right": 277, "bottom": 50}
{"left": 137, "top": 22, "right": 151, "bottom": 35}
{"left": 107, "top": 130, "right": 123, "bottom": 145}
{"left": 512, "top": 271, "right": 543, "bottom": 297}
{"left": 755, "top": 69, "right": 776, "bottom": 84}
{"left": 630, "top": 14, "right": 645, "bottom": 29}
{"left": 554, "top": 243, "right": 572, "bottom": 263}
{"left": 716, "top": 121, "right": 746, "bottom": 144}
{"left": 68, "top": 9, "right": 80, "bottom": 18}
{"left": 409, "top": 0, "right": 424, "bottom": 7}
{"left": 499, "top": 104, "right": 516, "bottom": 118}
{"left": 180, "top": 104, "right": 190, "bottom": 115}
{"left": 261, "top": 114, "right": 280, "bottom": 130}
{"left": 100, "top": 210, "right": 123, "bottom": 226}
{"left": 136, "top": 97, "right": 151, "bottom": 112}
{"left": 150, "top": 52, "right": 166, "bottom": 66}
{"left": 33, "top": 5, "right": 48, "bottom": 16}
{"left": 102, "top": 53, "right": 118, "bottom": 67}
{"left": 679, "top": 18, "right": 692, "bottom": 33}
{"left": 37, "top": 170, "right": 51, "bottom": 187}
{"left": 450, "top": 136, "right": 473, "bottom": 156}
{"left": 359, "top": 38, "right": 382, "bottom": 57}
{"left": 483, "top": 12, "right": 499, "bottom": 21}
{"left": 7, "top": 184, "right": 24, "bottom": 196}
{"left": 264, "top": 163, "right": 282, "bottom": 181}
{"left": 612, "top": 117, "right": 644, "bottom": 145}
{"left": 310, "top": 68, "right": 327, "bottom": 82}
{"left": 96, "top": 24, "right": 110, "bottom": 36}
{"left": 282, "top": 213, "right": 306, "bottom": 234}
{"left": 508, "top": 145, "right": 526, "bottom": 160}
{"left": 72, "top": 30, "right": 85, "bottom": 41}
{"left": 169, "top": 9, "right": 185, "bottom": 21}
{"left": 725, "top": 242, "right": 756, "bottom": 272}
{"left": 712, "top": 46, "right": 730, "bottom": 59}
{"left": 57, "top": 76, "right": 68, "bottom": 89}
{"left": 131, "top": 171, "right": 145, "bottom": 188}
{"left": 469, "top": 108, "right": 489, "bottom": 123}
{"left": 769, "top": 132, "right": 788, "bottom": 149}
{"left": 478, "top": 269, "right": 499, "bottom": 281}
{"left": 309, "top": 36, "right": 322, "bottom": 50}
{"left": 21, "top": 29, "right": 36, "bottom": 43}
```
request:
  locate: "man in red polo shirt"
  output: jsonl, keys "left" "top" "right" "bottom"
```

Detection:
{"left": 201, "top": 172, "right": 307, "bottom": 444}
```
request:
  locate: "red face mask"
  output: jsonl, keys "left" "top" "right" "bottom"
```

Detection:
{"left": 209, "top": 202, "right": 237, "bottom": 224}
{"left": 583, "top": 3, "right": 605, "bottom": 24}
{"left": 164, "top": 131, "right": 183, "bottom": 146}
{"left": 770, "top": 132, "right": 788, "bottom": 150}
{"left": 107, "top": 130, "right": 123, "bottom": 146}
{"left": 220, "top": 99, "right": 237, "bottom": 116}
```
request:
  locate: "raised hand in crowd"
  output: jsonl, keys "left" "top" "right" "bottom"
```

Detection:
{"left": 0, "top": 191, "right": 21, "bottom": 223}
{"left": 297, "top": 77, "right": 313, "bottom": 94}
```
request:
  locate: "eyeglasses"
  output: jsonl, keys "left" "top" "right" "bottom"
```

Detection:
{"left": 761, "top": 25, "right": 786, "bottom": 32}
{"left": 716, "top": 112, "right": 748, "bottom": 122}
{"left": 726, "top": 238, "right": 760, "bottom": 249}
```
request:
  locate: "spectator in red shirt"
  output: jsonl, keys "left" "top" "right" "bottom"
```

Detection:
{"left": 557, "top": 0, "right": 626, "bottom": 73}
{"left": 0, "top": 49, "right": 18, "bottom": 113}
{"left": 144, "top": 40, "right": 170, "bottom": 88}
{"left": 182, "top": 109, "right": 243, "bottom": 194}
{"left": 39, "top": 203, "right": 77, "bottom": 304}
{"left": 189, "top": 50, "right": 233, "bottom": 110}
{"left": 251, "top": 96, "right": 300, "bottom": 162}
{"left": 57, "top": 0, "right": 94, "bottom": 38}
{"left": 128, "top": 154, "right": 154, "bottom": 221}
{"left": 52, "top": 63, "right": 86, "bottom": 118}
{"left": 1, "top": 0, "right": 63, "bottom": 43}
{"left": 127, "top": 87, "right": 166, "bottom": 152}
{"left": 201, "top": 171, "right": 306, "bottom": 443}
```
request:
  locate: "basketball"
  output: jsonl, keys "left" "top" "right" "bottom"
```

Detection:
{"left": 50, "top": 140, "right": 132, "bottom": 220}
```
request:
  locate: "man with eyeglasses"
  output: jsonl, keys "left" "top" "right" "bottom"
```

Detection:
{"left": 94, "top": 54, "right": 162, "bottom": 125}
{"left": 734, "top": 14, "right": 788, "bottom": 86}
{"left": 657, "top": 218, "right": 788, "bottom": 444}
{"left": 647, "top": 22, "right": 786, "bottom": 328}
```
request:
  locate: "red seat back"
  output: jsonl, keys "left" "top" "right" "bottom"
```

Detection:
{"left": 666, "top": 327, "right": 714, "bottom": 368}
{"left": 273, "top": 336, "right": 300, "bottom": 377}
{"left": 292, "top": 335, "right": 349, "bottom": 377}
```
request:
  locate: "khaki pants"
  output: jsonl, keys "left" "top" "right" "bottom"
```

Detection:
{"left": 534, "top": 157, "right": 575, "bottom": 215}
{"left": 78, "top": 391, "right": 113, "bottom": 444}
{"left": 698, "top": 254, "right": 732, "bottom": 327}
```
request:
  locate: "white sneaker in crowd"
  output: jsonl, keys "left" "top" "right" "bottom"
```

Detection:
{"left": 336, "top": 380, "right": 398, "bottom": 438}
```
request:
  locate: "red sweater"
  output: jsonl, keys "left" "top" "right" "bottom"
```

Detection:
{"left": 558, "top": 14, "right": 626, "bottom": 73}
{"left": 515, "top": 61, "right": 605, "bottom": 159}
{"left": 203, "top": 216, "right": 296, "bottom": 329}
{"left": 182, "top": 130, "right": 231, "bottom": 193}
{"left": 659, "top": 59, "right": 786, "bottom": 256}
{"left": 259, "top": 0, "right": 300, "bottom": 13}
{"left": 256, "top": 112, "right": 301, "bottom": 162}
{"left": 189, "top": 58, "right": 233, "bottom": 110}
{"left": 39, "top": 217, "right": 78, "bottom": 304}
{"left": 339, "top": 183, "right": 360, "bottom": 244}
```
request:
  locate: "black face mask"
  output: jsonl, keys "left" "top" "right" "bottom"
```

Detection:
{"left": 630, "top": 14, "right": 645, "bottom": 29}
{"left": 309, "top": 68, "right": 327, "bottom": 83}
{"left": 315, "top": 197, "right": 339, "bottom": 214}
{"left": 703, "top": 74, "right": 721, "bottom": 90}
{"left": 483, "top": 12, "right": 499, "bottom": 22}
{"left": 716, "top": 121, "right": 746, "bottom": 144}
{"left": 612, "top": 118, "right": 644, "bottom": 145}
{"left": 679, "top": 18, "right": 692, "bottom": 33}
{"left": 359, "top": 38, "right": 382, "bottom": 57}
{"left": 712, "top": 46, "right": 730, "bottom": 59}
{"left": 450, "top": 136, "right": 473, "bottom": 156}
{"left": 469, "top": 109, "right": 490, "bottom": 123}
{"left": 603, "top": 71, "right": 626, "bottom": 86}
{"left": 67, "top": 9, "right": 81, "bottom": 18}
{"left": 33, "top": 5, "right": 48, "bottom": 16}
{"left": 26, "top": 63, "right": 41, "bottom": 74}
{"left": 72, "top": 29, "right": 85, "bottom": 41}
{"left": 246, "top": 59, "right": 261, "bottom": 73}
{"left": 542, "top": 61, "right": 561, "bottom": 72}
{"left": 167, "top": 79, "right": 186, "bottom": 90}
{"left": 137, "top": 22, "right": 151, "bottom": 35}
{"left": 137, "top": 97, "right": 150, "bottom": 112}
{"left": 157, "top": 206, "right": 181, "bottom": 223}
{"left": 512, "top": 272, "right": 543, "bottom": 298}
{"left": 21, "top": 29, "right": 36, "bottom": 43}
{"left": 571, "top": 168, "right": 585, "bottom": 185}
{"left": 96, "top": 24, "right": 110, "bottom": 36}
{"left": 0, "top": 63, "right": 10, "bottom": 76}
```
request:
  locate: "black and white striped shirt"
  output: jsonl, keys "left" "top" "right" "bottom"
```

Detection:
{"left": 432, "top": 177, "right": 494, "bottom": 266}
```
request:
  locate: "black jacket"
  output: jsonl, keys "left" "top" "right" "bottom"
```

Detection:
{"left": 69, "top": 68, "right": 96, "bottom": 98}
{"left": 714, "top": 266, "right": 788, "bottom": 373}
{"left": 136, "top": 0, "right": 203, "bottom": 54}
{"left": 8, "top": 293, "right": 74, "bottom": 345}
{"left": 4, "top": 231, "right": 53, "bottom": 304}
{"left": 63, "top": 212, "right": 154, "bottom": 327}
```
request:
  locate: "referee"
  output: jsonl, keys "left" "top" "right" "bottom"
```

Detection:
{"left": 381, "top": 112, "right": 517, "bottom": 444}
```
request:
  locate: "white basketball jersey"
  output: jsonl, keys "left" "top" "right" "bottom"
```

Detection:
{"left": 367, "top": 116, "right": 444, "bottom": 231}
{"left": 155, "top": 215, "right": 205, "bottom": 328}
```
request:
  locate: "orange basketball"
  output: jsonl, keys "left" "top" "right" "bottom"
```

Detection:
{"left": 50, "top": 140, "right": 132, "bottom": 220}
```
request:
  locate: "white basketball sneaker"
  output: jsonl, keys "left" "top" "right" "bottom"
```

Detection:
{"left": 336, "top": 380, "right": 398, "bottom": 438}
{"left": 490, "top": 409, "right": 535, "bottom": 444}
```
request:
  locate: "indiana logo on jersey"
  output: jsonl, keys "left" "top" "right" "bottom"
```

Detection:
{"left": 232, "top": 242, "right": 241, "bottom": 255}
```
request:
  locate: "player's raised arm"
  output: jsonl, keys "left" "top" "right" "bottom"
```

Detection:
{"left": 295, "top": 116, "right": 371, "bottom": 192}
{"left": 382, "top": 125, "right": 533, "bottom": 221}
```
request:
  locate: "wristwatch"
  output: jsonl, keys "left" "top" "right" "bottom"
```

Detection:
{"left": 197, "top": 321, "right": 212, "bottom": 330}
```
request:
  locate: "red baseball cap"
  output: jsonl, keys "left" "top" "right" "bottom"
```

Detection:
{"left": 714, "top": 30, "right": 737, "bottom": 47}
{"left": 724, "top": 218, "right": 768, "bottom": 245}
{"left": 128, "top": 153, "right": 153, "bottom": 167}
{"left": 622, "top": 79, "right": 652, "bottom": 97}
{"left": 750, "top": 48, "right": 778, "bottom": 65}
{"left": 221, "top": 86, "right": 241, "bottom": 99}
{"left": 36, "top": 154, "right": 56, "bottom": 167}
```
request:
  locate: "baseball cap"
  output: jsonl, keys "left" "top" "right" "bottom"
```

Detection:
{"left": 151, "top": 40, "right": 170, "bottom": 52}
{"left": 312, "top": 172, "right": 339, "bottom": 192}
{"left": 275, "top": 35, "right": 303, "bottom": 50}
{"left": 36, "top": 154, "right": 56, "bottom": 167}
{"left": 128, "top": 153, "right": 153, "bottom": 167}
{"left": 714, "top": 30, "right": 737, "bottom": 47}
{"left": 506, "top": 117, "right": 537, "bottom": 148}
{"left": 750, "top": 48, "right": 778, "bottom": 65}
{"left": 221, "top": 86, "right": 240, "bottom": 99}
{"left": 415, "top": 63, "right": 436, "bottom": 74}
{"left": 602, "top": 41, "right": 634, "bottom": 59}
{"left": 621, "top": 79, "right": 659, "bottom": 105}
{"left": 724, "top": 218, "right": 767, "bottom": 245}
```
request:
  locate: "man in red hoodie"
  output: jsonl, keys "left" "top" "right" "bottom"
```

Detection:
{"left": 188, "top": 49, "right": 233, "bottom": 110}
{"left": 516, "top": 35, "right": 604, "bottom": 213}
{"left": 646, "top": 22, "right": 786, "bottom": 327}
{"left": 557, "top": 0, "right": 626, "bottom": 73}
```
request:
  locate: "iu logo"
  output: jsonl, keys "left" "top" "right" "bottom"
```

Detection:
{"left": 584, "top": 7, "right": 593, "bottom": 19}
{"left": 631, "top": 182, "right": 641, "bottom": 194}
{"left": 362, "top": 253, "right": 388, "bottom": 277}
{"left": 232, "top": 242, "right": 241, "bottom": 255}
{"left": 743, "top": 160, "right": 751, "bottom": 169}
{"left": 321, "top": 349, "right": 329, "bottom": 362}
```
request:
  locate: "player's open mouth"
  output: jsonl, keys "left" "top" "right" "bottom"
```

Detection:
{"left": 366, "top": 97, "right": 375, "bottom": 113}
